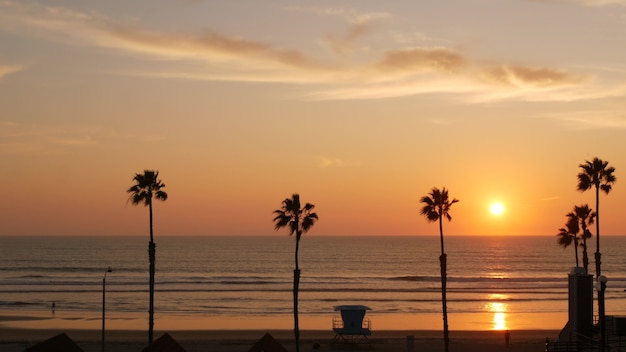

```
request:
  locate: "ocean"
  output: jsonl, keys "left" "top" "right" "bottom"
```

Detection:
{"left": 1, "top": 235, "right": 625, "bottom": 331}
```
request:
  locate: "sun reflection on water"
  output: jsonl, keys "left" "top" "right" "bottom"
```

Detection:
{"left": 485, "top": 294, "right": 510, "bottom": 331}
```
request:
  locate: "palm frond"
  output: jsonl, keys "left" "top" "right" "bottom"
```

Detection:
{"left": 301, "top": 213, "right": 318, "bottom": 233}
{"left": 556, "top": 213, "right": 579, "bottom": 247}
{"left": 127, "top": 169, "right": 167, "bottom": 207}
{"left": 273, "top": 212, "right": 291, "bottom": 231}
{"left": 273, "top": 193, "right": 318, "bottom": 237}
{"left": 577, "top": 173, "right": 592, "bottom": 192}
{"left": 578, "top": 157, "right": 616, "bottom": 194}
{"left": 419, "top": 187, "right": 458, "bottom": 223}
{"left": 155, "top": 190, "right": 168, "bottom": 201}
{"left": 557, "top": 228, "right": 573, "bottom": 247}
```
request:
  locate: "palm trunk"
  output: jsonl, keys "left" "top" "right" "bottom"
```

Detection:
{"left": 582, "top": 237, "right": 589, "bottom": 273}
{"left": 294, "top": 233, "right": 301, "bottom": 352}
{"left": 439, "top": 216, "right": 449, "bottom": 352}
{"left": 574, "top": 238, "right": 580, "bottom": 268}
{"left": 595, "top": 186, "right": 601, "bottom": 278}
{"left": 440, "top": 254, "right": 449, "bottom": 352}
{"left": 595, "top": 186, "right": 606, "bottom": 351}
{"left": 148, "top": 241, "right": 155, "bottom": 345}
{"left": 148, "top": 199, "right": 155, "bottom": 345}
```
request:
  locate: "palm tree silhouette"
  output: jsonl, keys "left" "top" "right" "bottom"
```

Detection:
{"left": 557, "top": 215, "right": 581, "bottom": 267}
{"left": 127, "top": 170, "right": 167, "bottom": 344}
{"left": 273, "top": 194, "right": 318, "bottom": 352}
{"left": 420, "top": 187, "right": 458, "bottom": 352}
{"left": 568, "top": 205, "right": 596, "bottom": 273}
{"left": 577, "top": 157, "right": 615, "bottom": 279}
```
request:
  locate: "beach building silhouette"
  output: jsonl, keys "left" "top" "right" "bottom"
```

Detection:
{"left": 23, "top": 333, "right": 84, "bottom": 352}
{"left": 248, "top": 332, "right": 289, "bottom": 352}
{"left": 142, "top": 333, "right": 187, "bottom": 352}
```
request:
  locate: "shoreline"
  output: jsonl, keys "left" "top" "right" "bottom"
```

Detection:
{"left": 0, "top": 311, "right": 563, "bottom": 351}
{"left": 0, "top": 310, "right": 569, "bottom": 331}
{"left": 0, "top": 328, "right": 560, "bottom": 352}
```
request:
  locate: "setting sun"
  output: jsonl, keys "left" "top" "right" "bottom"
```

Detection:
{"left": 490, "top": 202, "right": 505, "bottom": 216}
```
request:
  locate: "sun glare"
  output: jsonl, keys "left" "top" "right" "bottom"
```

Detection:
{"left": 486, "top": 298, "right": 510, "bottom": 330}
{"left": 489, "top": 202, "right": 505, "bottom": 216}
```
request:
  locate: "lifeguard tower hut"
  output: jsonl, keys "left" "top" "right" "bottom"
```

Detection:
{"left": 331, "top": 305, "right": 372, "bottom": 345}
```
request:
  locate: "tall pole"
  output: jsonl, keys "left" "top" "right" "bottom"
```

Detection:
{"left": 102, "top": 267, "right": 112, "bottom": 352}
{"left": 598, "top": 276, "right": 607, "bottom": 352}
{"left": 439, "top": 213, "right": 449, "bottom": 352}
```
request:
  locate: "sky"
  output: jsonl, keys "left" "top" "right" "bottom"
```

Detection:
{"left": 1, "top": 0, "right": 625, "bottom": 237}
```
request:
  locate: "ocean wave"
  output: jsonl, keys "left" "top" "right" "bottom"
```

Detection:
{"left": 388, "top": 275, "right": 424, "bottom": 281}
{"left": 4, "top": 271, "right": 626, "bottom": 287}
{"left": 0, "top": 301, "right": 40, "bottom": 306}
{"left": 0, "top": 286, "right": 570, "bottom": 295}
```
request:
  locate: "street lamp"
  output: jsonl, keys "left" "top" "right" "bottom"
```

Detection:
{"left": 102, "top": 267, "right": 112, "bottom": 352}
{"left": 596, "top": 275, "right": 607, "bottom": 352}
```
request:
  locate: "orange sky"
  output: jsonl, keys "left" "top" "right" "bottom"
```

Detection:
{"left": 1, "top": 1, "right": 625, "bottom": 236}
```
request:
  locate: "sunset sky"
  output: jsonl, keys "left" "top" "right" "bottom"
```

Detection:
{"left": 1, "top": 0, "right": 625, "bottom": 237}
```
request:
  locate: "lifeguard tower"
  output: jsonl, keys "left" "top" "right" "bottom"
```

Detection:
{"left": 331, "top": 305, "right": 372, "bottom": 345}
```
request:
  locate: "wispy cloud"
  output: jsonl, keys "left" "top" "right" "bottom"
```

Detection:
{"left": 375, "top": 47, "right": 466, "bottom": 73}
{"left": 479, "top": 65, "right": 578, "bottom": 88}
{"left": 0, "top": 121, "right": 97, "bottom": 154}
{"left": 108, "top": 27, "right": 327, "bottom": 71}
{"left": 282, "top": 5, "right": 391, "bottom": 24}
{"left": 284, "top": 6, "right": 392, "bottom": 55}
{"left": 537, "top": 110, "right": 626, "bottom": 129}
{"left": 0, "top": 64, "right": 25, "bottom": 78}
{"left": 325, "top": 20, "right": 374, "bottom": 55}
{"left": 0, "top": 1, "right": 618, "bottom": 103}
{"left": 315, "top": 156, "right": 361, "bottom": 168}
{"left": 528, "top": 0, "right": 626, "bottom": 7}
{"left": 0, "top": 2, "right": 326, "bottom": 71}
{"left": 0, "top": 121, "right": 167, "bottom": 155}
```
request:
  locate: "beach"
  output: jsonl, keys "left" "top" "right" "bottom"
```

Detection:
{"left": 0, "top": 327, "right": 558, "bottom": 352}
{"left": 0, "top": 311, "right": 560, "bottom": 351}
{"left": 2, "top": 236, "right": 620, "bottom": 351}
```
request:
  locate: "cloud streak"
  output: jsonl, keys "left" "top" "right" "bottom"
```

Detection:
{"left": 0, "top": 64, "right": 25, "bottom": 78}
{"left": 528, "top": 0, "right": 626, "bottom": 6}
{"left": 376, "top": 47, "right": 467, "bottom": 73}
{"left": 315, "top": 156, "right": 362, "bottom": 168}
{"left": 0, "top": 121, "right": 167, "bottom": 155}
{"left": 538, "top": 110, "right": 626, "bottom": 129}
{"left": 0, "top": 1, "right": 618, "bottom": 103}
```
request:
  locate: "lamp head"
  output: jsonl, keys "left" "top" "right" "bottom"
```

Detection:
{"left": 596, "top": 275, "right": 608, "bottom": 291}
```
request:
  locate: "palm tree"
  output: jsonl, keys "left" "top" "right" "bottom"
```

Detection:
{"left": 568, "top": 205, "right": 596, "bottom": 273}
{"left": 577, "top": 157, "right": 615, "bottom": 279}
{"left": 273, "top": 194, "right": 318, "bottom": 352}
{"left": 420, "top": 187, "right": 458, "bottom": 352}
{"left": 127, "top": 170, "right": 167, "bottom": 344}
{"left": 557, "top": 215, "right": 580, "bottom": 267}
{"left": 577, "top": 158, "right": 615, "bottom": 352}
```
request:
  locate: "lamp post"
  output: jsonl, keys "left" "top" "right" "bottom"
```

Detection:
{"left": 102, "top": 267, "right": 112, "bottom": 352}
{"left": 596, "top": 275, "right": 607, "bottom": 352}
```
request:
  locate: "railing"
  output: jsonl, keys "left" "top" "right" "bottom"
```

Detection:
{"left": 333, "top": 317, "right": 342, "bottom": 330}
{"left": 332, "top": 317, "right": 371, "bottom": 330}
{"left": 331, "top": 317, "right": 372, "bottom": 345}
{"left": 546, "top": 330, "right": 596, "bottom": 351}
{"left": 545, "top": 327, "right": 626, "bottom": 352}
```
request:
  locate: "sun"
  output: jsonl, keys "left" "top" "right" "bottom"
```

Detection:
{"left": 489, "top": 202, "right": 505, "bottom": 216}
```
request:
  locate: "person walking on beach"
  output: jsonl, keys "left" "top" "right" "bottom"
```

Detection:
{"left": 504, "top": 330, "right": 511, "bottom": 347}
{"left": 51, "top": 301, "right": 55, "bottom": 315}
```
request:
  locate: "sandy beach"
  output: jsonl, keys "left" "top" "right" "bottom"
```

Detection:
{"left": 0, "top": 328, "right": 559, "bottom": 352}
{"left": 0, "top": 311, "right": 563, "bottom": 351}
